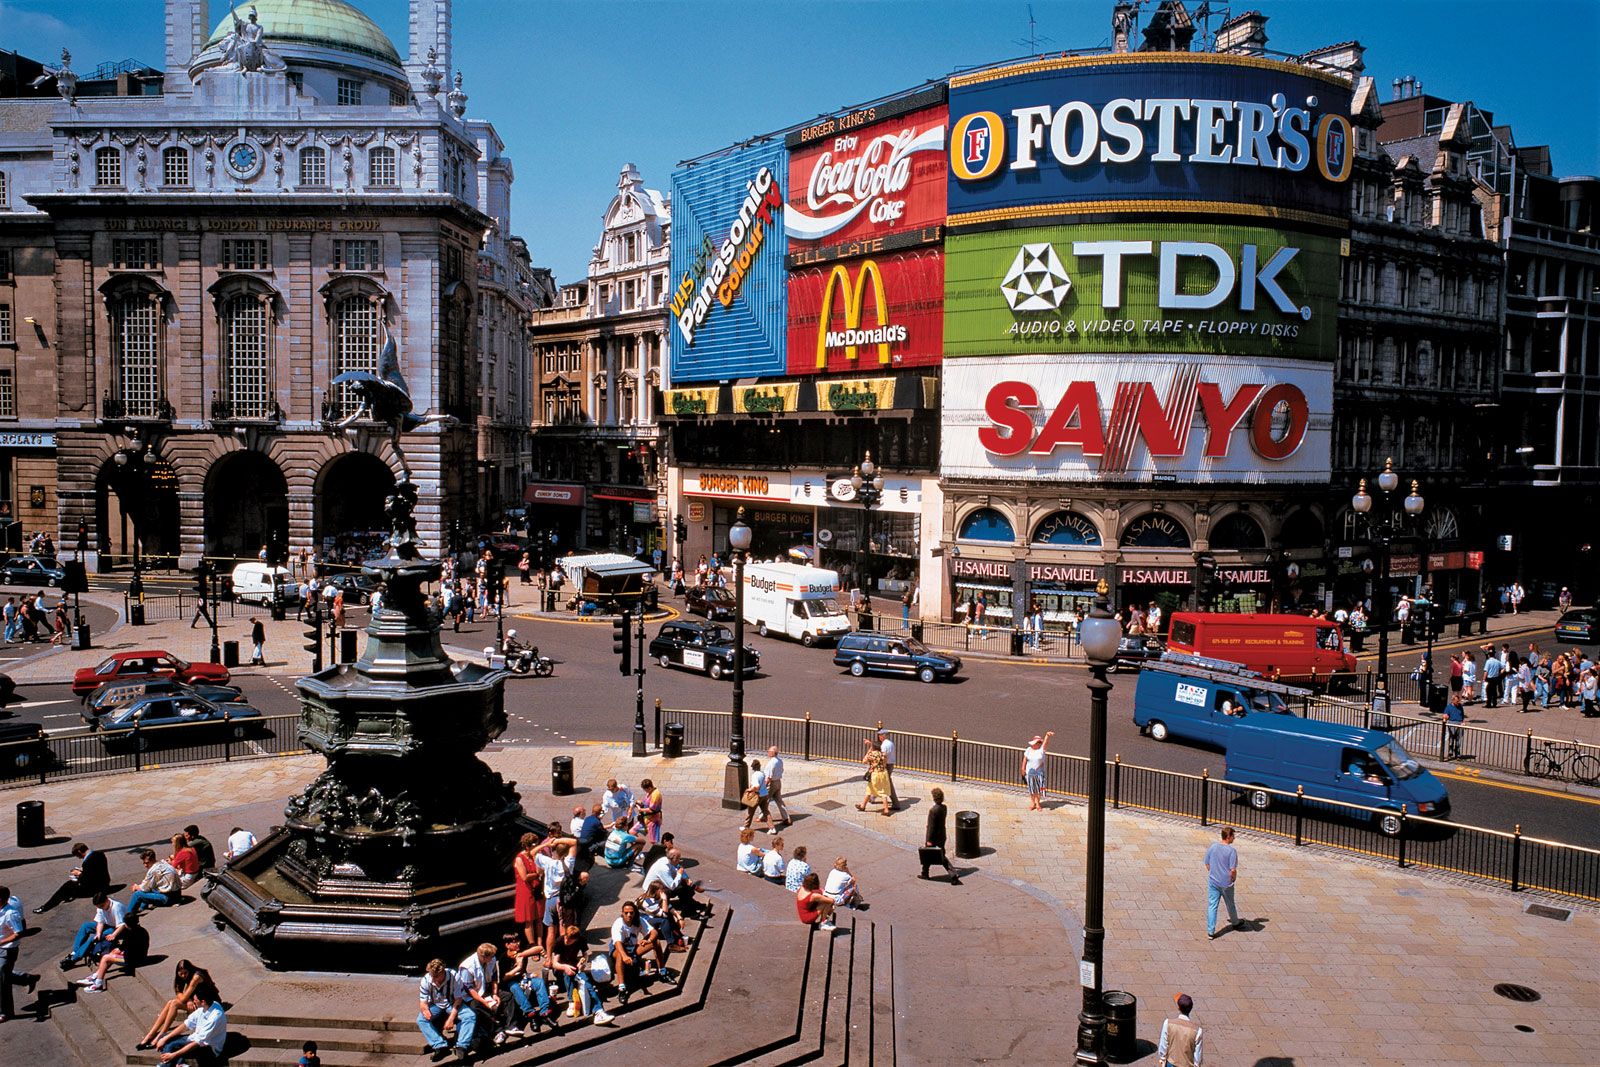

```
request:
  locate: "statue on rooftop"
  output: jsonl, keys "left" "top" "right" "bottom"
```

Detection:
{"left": 221, "top": 6, "right": 286, "bottom": 73}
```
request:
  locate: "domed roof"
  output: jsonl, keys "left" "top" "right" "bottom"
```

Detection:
{"left": 205, "top": 0, "right": 402, "bottom": 66}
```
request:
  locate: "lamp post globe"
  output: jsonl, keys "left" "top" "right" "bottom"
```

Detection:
{"left": 722, "top": 508, "right": 753, "bottom": 809}
{"left": 1074, "top": 583, "right": 1119, "bottom": 1064}
{"left": 1377, "top": 456, "right": 1400, "bottom": 494}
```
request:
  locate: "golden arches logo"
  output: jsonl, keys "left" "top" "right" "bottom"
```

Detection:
{"left": 816, "top": 259, "right": 892, "bottom": 369}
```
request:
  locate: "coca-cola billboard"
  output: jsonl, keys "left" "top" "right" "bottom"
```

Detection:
{"left": 785, "top": 89, "right": 947, "bottom": 258}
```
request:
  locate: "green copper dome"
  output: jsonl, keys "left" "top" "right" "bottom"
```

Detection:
{"left": 206, "top": 0, "right": 402, "bottom": 65}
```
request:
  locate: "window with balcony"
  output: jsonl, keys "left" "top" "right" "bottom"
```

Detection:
{"left": 224, "top": 294, "right": 270, "bottom": 417}
{"left": 112, "top": 293, "right": 162, "bottom": 416}
{"left": 162, "top": 146, "right": 190, "bottom": 187}
{"left": 299, "top": 146, "right": 328, "bottom": 186}
{"left": 337, "top": 78, "right": 362, "bottom": 106}
{"left": 368, "top": 146, "right": 397, "bottom": 187}
{"left": 110, "top": 238, "right": 160, "bottom": 270}
{"left": 221, "top": 238, "right": 269, "bottom": 270}
{"left": 95, "top": 147, "right": 123, "bottom": 187}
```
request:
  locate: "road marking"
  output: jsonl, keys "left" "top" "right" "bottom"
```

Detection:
{"left": 9, "top": 699, "right": 75, "bottom": 709}
{"left": 1433, "top": 769, "right": 1600, "bottom": 806}
{"left": 42, "top": 713, "right": 82, "bottom": 720}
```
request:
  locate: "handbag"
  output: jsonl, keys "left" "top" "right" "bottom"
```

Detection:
{"left": 740, "top": 786, "right": 760, "bottom": 808}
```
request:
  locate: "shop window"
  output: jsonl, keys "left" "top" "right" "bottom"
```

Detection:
{"left": 1031, "top": 510, "right": 1102, "bottom": 547}
{"left": 1120, "top": 513, "right": 1190, "bottom": 549}
{"left": 957, "top": 508, "right": 1014, "bottom": 543}
{"left": 1208, "top": 511, "right": 1266, "bottom": 550}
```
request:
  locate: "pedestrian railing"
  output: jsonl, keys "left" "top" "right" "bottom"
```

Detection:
{"left": 0, "top": 712, "right": 306, "bottom": 789}
{"left": 122, "top": 592, "right": 255, "bottom": 623}
{"left": 655, "top": 705, "right": 1600, "bottom": 905}
{"left": 890, "top": 618, "right": 1081, "bottom": 659}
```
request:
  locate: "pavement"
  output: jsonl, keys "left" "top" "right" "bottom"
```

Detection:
{"left": 1, "top": 739, "right": 1596, "bottom": 1065}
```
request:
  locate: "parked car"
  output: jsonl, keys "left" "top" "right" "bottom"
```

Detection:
{"left": 648, "top": 620, "right": 759, "bottom": 680}
{"left": 832, "top": 631, "right": 961, "bottom": 684}
{"left": 684, "top": 585, "right": 737, "bottom": 622}
{"left": 72, "top": 650, "right": 231, "bottom": 699}
{"left": 0, "top": 672, "right": 14, "bottom": 704}
{"left": 93, "top": 691, "right": 263, "bottom": 751}
{"left": 1555, "top": 607, "right": 1598, "bottom": 645}
{"left": 322, "top": 572, "right": 381, "bottom": 605}
{"left": 1111, "top": 634, "right": 1165, "bottom": 673}
{"left": 0, "top": 555, "right": 66, "bottom": 586}
{"left": 81, "top": 677, "right": 246, "bottom": 727}
{"left": 0, "top": 720, "right": 50, "bottom": 779}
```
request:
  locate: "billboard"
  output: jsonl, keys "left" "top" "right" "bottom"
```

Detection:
{"left": 787, "top": 249, "right": 944, "bottom": 375}
{"left": 947, "top": 56, "right": 1354, "bottom": 223}
{"left": 944, "top": 221, "right": 1340, "bottom": 361}
{"left": 785, "top": 91, "right": 947, "bottom": 254}
{"left": 941, "top": 354, "right": 1331, "bottom": 484}
{"left": 669, "top": 142, "right": 789, "bottom": 383}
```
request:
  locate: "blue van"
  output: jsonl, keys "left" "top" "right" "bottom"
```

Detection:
{"left": 1223, "top": 717, "right": 1450, "bottom": 835}
{"left": 1133, "top": 653, "right": 1307, "bottom": 745}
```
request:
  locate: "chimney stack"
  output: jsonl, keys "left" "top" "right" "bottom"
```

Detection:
{"left": 1214, "top": 10, "right": 1269, "bottom": 55}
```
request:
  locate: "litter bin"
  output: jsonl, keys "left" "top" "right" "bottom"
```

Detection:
{"left": 222, "top": 640, "right": 240, "bottom": 668}
{"left": 1101, "top": 991, "right": 1137, "bottom": 1062}
{"left": 858, "top": 606, "right": 874, "bottom": 631}
{"left": 1457, "top": 615, "right": 1472, "bottom": 638}
{"left": 16, "top": 800, "right": 45, "bottom": 847}
{"left": 1400, "top": 622, "right": 1416, "bottom": 645}
{"left": 552, "top": 755, "right": 574, "bottom": 796}
{"left": 130, "top": 602, "right": 146, "bottom": 626}
{"left": 544, "top": 589, "right": 557, "bottom": 612}
{"left": 954, "top": 810, "right": 980, "bottom": 859}
{"left": 910, "top": 622, "right": 924, "bottom": 643}
{"left": 1010, "top": 629, "right": 1025, "bottom": 656}
{"left": 73, "top": 622, "right": 92, "bottom": 650}
{"left": 340, "top": 628, "right": 359, "bottom": 663}
{"left": 663, "top": 722, "right": 685, "bottom": 759}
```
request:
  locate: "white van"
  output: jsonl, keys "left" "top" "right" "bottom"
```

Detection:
{"left": 229, "top": 562, "right": 298, "bottom": 606}
{"left": 742, "top": 563, "right": 850, "bottom": 646}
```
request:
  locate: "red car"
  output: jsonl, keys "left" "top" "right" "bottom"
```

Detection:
{"left": 72, "top": 650, "right": 231, "bottom": 699}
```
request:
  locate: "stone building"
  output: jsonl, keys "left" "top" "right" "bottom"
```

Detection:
{"left": 0, "top": 0, "right": 537, "bottom": 570}
{"left": 525, "top": 163, "right": 670, "bottom": 558}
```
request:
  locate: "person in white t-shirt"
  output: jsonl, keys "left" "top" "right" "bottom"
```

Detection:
{"left": 457, "top": 943, "right": 505, "bottom": 1047}
{"left": 601, "top": 780, "right": 634, "bottom": 828}
{"left": 66, "top": 891, "right": 125, "bottom": 968}
{"left": 735, "top": 828, "right": 764, "bottom": 874}
{"left": 1021, "top": 731, "right": 1055, "bottom": 811}
{"left": 761, "top": 837, "right": 787, "bottom": 881}
{"left": 223, "top": 826, "right": 256, "bottom": 863}
{"left": 608, "top": 901, "right": 663, "bottom": 1001}
{"left": 823, "top": 857, "right": 865, "bottom": 909}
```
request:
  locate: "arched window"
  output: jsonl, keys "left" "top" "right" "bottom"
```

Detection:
{"left": 224, "top": 294, "right": 270, "bottom": 417}
{"left": 332, "top": 295, "right": 378, "bottom": 416}
{"left": 1121, "top": 513, "right": 1191, "bottom": 549}
{"left": 161, "top": 146, "right": 190, "bottom": 187}
{"left": 1279, "top": 509, "right": 1324, "bottom": 549}
{"left": 299, "top": 146, "right": 327, "bottom": 187}
{"left": 111, "top": 293, "right": 162, "bottom": 415}
{"left": 95, "top": 147, "right": 123, "bottom": 187}
{"left": 1209, "top": 511, "right": 1266, "bottom": 550}
{"left": 1031, "top": 510, "right": 1103, "bottom": 547}
{"left": 368, "top": 146, "right": 397, "bottom": 187}
{"left": 957, "top": 507, "right": 1015, "bottom": 543}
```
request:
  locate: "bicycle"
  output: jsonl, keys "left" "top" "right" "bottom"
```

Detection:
{"left": 1523, "top": 739, "right": 1600, "bottom": 785}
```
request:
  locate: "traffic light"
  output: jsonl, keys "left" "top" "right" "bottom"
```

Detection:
{"left": 304, "top": 602, "right": 324, "bottom": 672}
{"left": 675, "top": 515, "right": 687, "bottom": 543}
{"left": 613, "top": 609, "right": 631, "bottom": 676}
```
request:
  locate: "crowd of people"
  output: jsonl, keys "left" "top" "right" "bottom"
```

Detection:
{"left": 1424, "top": 642, "right": 1599, "bottom": 717}
{"left": 2, "top": 592, "right": 73, "bottom": 645}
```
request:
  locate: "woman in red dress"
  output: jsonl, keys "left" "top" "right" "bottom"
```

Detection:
{"left": 513, "top": 831, "right": 544, "bottom": 947}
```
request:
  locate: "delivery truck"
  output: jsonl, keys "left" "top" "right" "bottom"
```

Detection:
{"left": 741, "top": 562, "right": 851, "bottom": 646}
{"left": 1165, "top": 612, "right": 1357, "bottom": 689}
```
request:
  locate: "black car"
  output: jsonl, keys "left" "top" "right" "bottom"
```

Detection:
{"left": 1, "top": 555, "right": 66, "bottom": 586}
{"left": 648, "top": 620, "right": 759, "bottom": 680}
{"left": 0, "top": 720, "right": 50, "bottom": 779}
{"left": 322, "top": 572, "right": 381, "bottom": 605}
{"left": 832, "top": 631, "right": 961, "bottom": 683}
{"left": 1111, "top": 634, "right": 1165, "bottom": 673}
{"left": 684, "top": 585, "right": 737, "bottom": 621}
{"left": 1555, "top": 608, "right": 1598, "bottom": 645}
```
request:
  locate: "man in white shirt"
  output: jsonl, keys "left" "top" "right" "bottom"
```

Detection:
{"left": 876, "top": 730, "right": 900, "bottom": 810}
{"left": 155, "top": 986, "right": 227, "bottom": 1066}
{"left": 457, "top": 943, "right": 505, "bottom": 1048}
{"left": 601, "top": 779, "right": 634, "bottom": 827}
{"left": 65, "top": 892, "right": 125, "bottom": 968}
{"left": 608, "top": 901, "right": 663, "bottom": 1001}
{"left": 765, "top": 746, "right": 791, "bottom": 829}
{"left": 642, "top": 848, "right": 704, "bottom": 917}
{"left": 1155, "top": 992, "right": 1204, "bottom": 1067}
{"left": 569, "top": 806, "right": 588, "bottom": 836}
{"left": 223, "top": 827, "right": 257, "bottom": 863}
{"left": 415, "top": 958, "right": 466, "bottom": 1061}
{"left": 0, "top": 883, "right": 40, "bottom": 1022}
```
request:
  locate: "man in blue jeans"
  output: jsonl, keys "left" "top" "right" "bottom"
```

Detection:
{"left": 1204, "top": 826, "right": 1240, "bottom": 939}
{"left": 127, "top": 850, "right": 182, "bottom": 914}
{"left": 416, "top": 958, "right": 468, "bottom": 1062}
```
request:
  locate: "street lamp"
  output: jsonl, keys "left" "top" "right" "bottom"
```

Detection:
{"left": 1350, "top": 457, "right": 1425, "bottom": 693}
{"left": 1075, "top": 581, "right": 1122, "bottom": 1065}
{"left": 112, "top": 431, "right": 150, "bottom": 603}
{"left": 850, "top": 452, "right": 886, "bottom": 628}
{"left": 722, "top": 507, "right": 753, "bottom": 809}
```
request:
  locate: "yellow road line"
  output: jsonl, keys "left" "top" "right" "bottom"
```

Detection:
{"left": 1433, "top": 769, "right": 1600, "bottom": 806}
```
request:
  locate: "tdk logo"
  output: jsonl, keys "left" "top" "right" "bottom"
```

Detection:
{"left": 1001, "top": 243, "right": 1072, "bottom": 311}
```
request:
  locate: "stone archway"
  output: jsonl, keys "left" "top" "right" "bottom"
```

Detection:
{"left": 205, "top": 450, "right": 289, "bottom": 563}
{"left": 97, "top": 457, "right": 181, "bottom": 568}
{"left": 315, "top": 451, "right": 395, "bottom": 564}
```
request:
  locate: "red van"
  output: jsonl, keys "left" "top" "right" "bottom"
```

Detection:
{"left": 1164, "top": 613, "right": 1356, "bottom": 688}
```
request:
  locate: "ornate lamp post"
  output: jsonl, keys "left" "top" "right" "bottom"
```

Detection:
{"left": 1075, "top": 582, "right": 1122, "bottom": 1065}
{"left": 112, "top": 431, "right": 150, "bottom": 604}
{"left": 1351, "top": 457, "right": 1425, "bottom": 692}
{"left": 850, "top": 452, "right": 885, "bottom": 627}
{"left": 722, "top": 508, "right": 753, "bottom": 809}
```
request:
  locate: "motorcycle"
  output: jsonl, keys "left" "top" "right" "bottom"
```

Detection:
{"left": 486, "top": 631, "right": 554, "bottom": 676}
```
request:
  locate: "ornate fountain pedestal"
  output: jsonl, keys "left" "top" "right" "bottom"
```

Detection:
{"left": 207, "top": 482, "right": 538, "bottom": 966}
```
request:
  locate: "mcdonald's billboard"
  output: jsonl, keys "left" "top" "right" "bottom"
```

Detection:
{"left": 786, "top": 249, "right": 944, "bottom": 376}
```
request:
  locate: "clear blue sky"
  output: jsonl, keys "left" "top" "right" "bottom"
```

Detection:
{"left": 6, "top": 0, "right": 1596, "bottom": 282}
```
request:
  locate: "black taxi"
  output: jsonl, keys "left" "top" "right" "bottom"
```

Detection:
{"left": 648, "top": 621, "right": 760, "bottom": 680}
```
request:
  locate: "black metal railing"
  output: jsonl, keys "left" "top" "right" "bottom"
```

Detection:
{"left": 656, "top": 706, "right": 1600, "bottom": 905}
{"left": 121, "top": 591, "right": 255, "bottom": 622}
{"left": 0, "top": 712, "right": 306, "bottom": 788}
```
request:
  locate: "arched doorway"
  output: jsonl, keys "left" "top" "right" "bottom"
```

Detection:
{"left": 316, "top": 452, "right": 395, "bottom": 565}
{"left": 97, "top": 458, "right": 180, "bottom": 569}
{"left": 205, "top": 451, "right": 288, "bottom": 563}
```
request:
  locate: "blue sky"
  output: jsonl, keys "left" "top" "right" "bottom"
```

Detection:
{"left": 6, "top": 0, "right": 1596, "bottom": 282}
